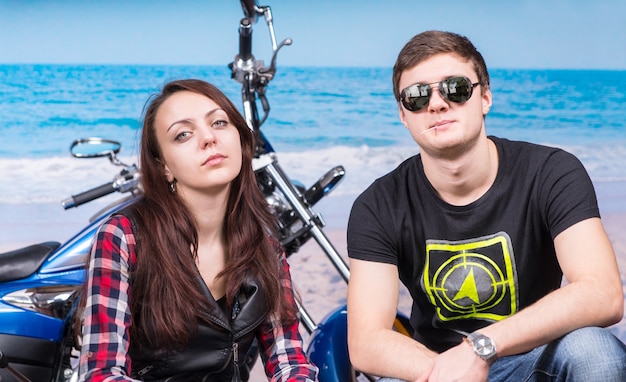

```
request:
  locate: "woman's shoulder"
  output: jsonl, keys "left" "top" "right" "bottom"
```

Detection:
{"left": 93, "top": 213, "right": 138, "bottom": 265}
{"left": 95, "top": 212, "right": 137, "bottom": 248}
{"left": 99, "top": 213, "right": 135, "bottom": 234}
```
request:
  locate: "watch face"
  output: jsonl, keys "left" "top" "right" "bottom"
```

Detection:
{"left": 468, "top": 333, "right": 497, "bottom": 365}
{"left": 474, "top": 336, "right": 495, "bottom": 356}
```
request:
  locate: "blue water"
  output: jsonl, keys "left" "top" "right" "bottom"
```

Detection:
{"left": 2, "top": 65, "right": 626, "bottom": 344}
{"left": 1, "top": 65, "right": 625, "bottom": 205}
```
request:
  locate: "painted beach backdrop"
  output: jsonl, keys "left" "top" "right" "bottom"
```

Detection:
{"left": 1, "top": 65, "right": 625, "bottom": 344}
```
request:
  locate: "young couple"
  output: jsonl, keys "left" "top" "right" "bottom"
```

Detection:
{"left": 77, "top": 30, "right": 626, "bottom": 382}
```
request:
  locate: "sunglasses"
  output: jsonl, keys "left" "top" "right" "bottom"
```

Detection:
{"left": 399, "top": 76, "right": 481, "bottom": 112}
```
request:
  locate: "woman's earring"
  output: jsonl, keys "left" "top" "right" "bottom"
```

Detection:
{"left": 168, "top": 180, "right": 177, "bottom": 193}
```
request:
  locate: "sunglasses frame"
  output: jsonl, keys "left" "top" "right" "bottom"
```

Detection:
{"left": 399, "top": 76, "right": 481, "bottom": 112}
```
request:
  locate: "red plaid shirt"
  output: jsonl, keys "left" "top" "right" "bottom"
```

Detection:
{"left": 78, "top": 215, "right": 318, "bottom": 381}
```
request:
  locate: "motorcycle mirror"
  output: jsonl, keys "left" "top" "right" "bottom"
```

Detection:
{"left": 69, "top": 137, "right": 121, "bottom": 159}
{"left": 240, "top": 0, "right": 259, "bottom": 23}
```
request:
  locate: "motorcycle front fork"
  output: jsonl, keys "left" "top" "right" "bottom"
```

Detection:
{"left": 253, "top": 152, "right": 349, "bottom": 334}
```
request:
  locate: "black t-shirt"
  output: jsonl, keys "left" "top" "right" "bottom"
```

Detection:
{"left": 347, "top": 136, "right": 600, "bottom": 352}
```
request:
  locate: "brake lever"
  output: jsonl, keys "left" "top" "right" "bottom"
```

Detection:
{"left": 253, "top": 4, "right": 292, "bottom": 80}
{"left": 259, "top": 37, "right": 292, "bottom": 79}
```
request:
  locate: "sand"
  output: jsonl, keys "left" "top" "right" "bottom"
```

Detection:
{"left": 248, "top": 208, "right": 626, "bottom": 379}
{"left": 247, "top": 180, "right": 626, "bottom": 379}
{"left": 1, "top": 182, "right": 625, "bottom": 380}
{"left": 282, "top": 181, "right": 626, "bottom": 341}
{"left": 304, "top": 216, "right": 626, "bottom": 333}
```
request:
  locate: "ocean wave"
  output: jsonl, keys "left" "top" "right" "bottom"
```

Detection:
{"left": 0, "top": 146, "right": 415, "bottom": 204}
{"left": 1, "top": 144, "right": 624, "bottom": 205}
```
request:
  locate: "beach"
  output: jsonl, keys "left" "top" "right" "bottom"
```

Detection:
{"left": 0, "top": 62, "right": 625, "bottom": 380}
{"left": 1, "top": 183, "right": 625, "bottom": 331}
{"left": 12, "top": 182, "right": 620, "bottom": 381}
{"left": 253, "top": 180, "right": 626, "bottom": 378}
{"left": 245, "top": 180, "right": 626, "bottom": 378}
{"left": 1, "top": 179, "right": 625, "bottom": 380}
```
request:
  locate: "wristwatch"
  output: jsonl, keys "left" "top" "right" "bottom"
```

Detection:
{"left": 463, "top": 332, "right": 497, "bottom": 365}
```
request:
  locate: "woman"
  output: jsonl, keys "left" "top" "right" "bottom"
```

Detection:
{"left": 77, "top": 79, "right": 319, "bottom": 381}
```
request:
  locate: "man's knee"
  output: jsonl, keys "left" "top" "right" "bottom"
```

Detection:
{"left": 552, "top": 327, "right": 626, "bottom": 377}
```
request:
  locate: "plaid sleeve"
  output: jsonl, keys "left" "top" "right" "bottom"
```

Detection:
{"left": 258, "top": 252, "right": 319, "bottom": 381}
{"left": 78, "top": 215, "right": 139, "bottom": 382}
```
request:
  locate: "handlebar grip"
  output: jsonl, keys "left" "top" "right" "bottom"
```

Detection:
{"left": 238, "top": 17, "right": 253, "bottom": 61}
{"left": 62, "top": 182, "right": 116, "bottom": 209}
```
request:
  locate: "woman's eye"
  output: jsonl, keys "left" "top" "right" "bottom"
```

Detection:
{"left": 175, "top": 131, "right": 191, "bottom": 141}
{"left": 213, "top": 119, "right": 229, "bottom": 128}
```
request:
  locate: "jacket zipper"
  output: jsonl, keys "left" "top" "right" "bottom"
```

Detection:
{"left": 231, "top": 342, "right": 241, "bottom": 382}
{"left": 232, "top": 342, "right": 239, "bottom": 365}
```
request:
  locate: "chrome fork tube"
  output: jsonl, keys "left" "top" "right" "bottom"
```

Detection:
{"left": 255, "top": 153, "right": 350, "bottom": 283}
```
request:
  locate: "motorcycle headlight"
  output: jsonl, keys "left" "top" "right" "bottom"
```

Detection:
{"left": 2, "top": 285, "right": 80, "bottom": 319}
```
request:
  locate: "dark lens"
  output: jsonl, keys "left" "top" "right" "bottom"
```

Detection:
{"left": 440, "top": 76, "right": 473, "bottom": 103}
{"left": 401, "top": 84, "right": 431, "bottom": 111}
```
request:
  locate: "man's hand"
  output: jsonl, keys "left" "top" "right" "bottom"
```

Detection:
{"left": 415, "top": 342, "right": 489, "bottom": 382}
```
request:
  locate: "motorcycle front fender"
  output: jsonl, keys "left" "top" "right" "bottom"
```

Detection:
{"left": 306, "top": 304, "right": 352, "bottom": 382}
{"left": 306, "top": 304, "right": 413, "bottom": 382}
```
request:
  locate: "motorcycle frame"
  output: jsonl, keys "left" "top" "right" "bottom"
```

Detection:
{"left": 231, "top": 4, "right": 412, "bottom": 381}
{"left": 230, "top": 3, "right": 351, "bottom": 331}
{"left": 230, "top": 3, "right": 381, "bottom": 381}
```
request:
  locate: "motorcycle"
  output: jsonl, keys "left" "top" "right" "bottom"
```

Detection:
{"left": 0, "top": 1, "right": 411, "bottom": 381}
{"left": 234, "top": 2, "right": 412, "bottom": 380}
{"left": 0, "top": 138, "right": 141, "bottom": 382}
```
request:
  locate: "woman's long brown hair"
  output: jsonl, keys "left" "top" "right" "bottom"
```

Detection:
{"left": 79, "top": 79, "right": 297, "bottom": 349}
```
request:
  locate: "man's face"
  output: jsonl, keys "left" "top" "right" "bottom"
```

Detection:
{"left": 397, "top": 53, "right": 492, "bottom": 158}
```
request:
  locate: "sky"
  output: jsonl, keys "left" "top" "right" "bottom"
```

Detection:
{"left": 1, "top": 0, "right": 625, "bottom": 70}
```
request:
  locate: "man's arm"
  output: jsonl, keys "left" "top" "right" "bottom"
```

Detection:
{"left": 482, "top": 217, "right": 623, "bottom": 355}
{"left": 347, "top": 259, "right": 436, "bottom": 380}
{"left": 421, "top": 217, "right": 623, "bottom": 381}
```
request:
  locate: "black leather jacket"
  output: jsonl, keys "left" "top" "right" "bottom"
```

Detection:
{"left": 128, "top": 277, "right": 270, "bottom": 381}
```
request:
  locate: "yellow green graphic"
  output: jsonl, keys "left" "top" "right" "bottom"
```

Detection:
{"left": 422, "top": 232, "right": 518, "bottom": 322}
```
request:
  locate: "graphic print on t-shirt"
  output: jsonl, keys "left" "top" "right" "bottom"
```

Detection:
{"left": 421, "top": 232, "right": 519, "bottom": 322}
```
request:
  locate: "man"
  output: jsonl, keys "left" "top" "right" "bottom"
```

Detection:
{"left": 346, "top": 30, "right": 626, "bottom": 381}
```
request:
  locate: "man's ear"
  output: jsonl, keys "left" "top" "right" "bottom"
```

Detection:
{"left": 398, "top": 103, "right": 409, "bottom": 129}
{"left": 482, "top": 87, "right": 493, "bottom": 116}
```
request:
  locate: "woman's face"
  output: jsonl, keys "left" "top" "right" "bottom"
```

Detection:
{"left": 154, "top": 90, "right": 243, "bottom": 199}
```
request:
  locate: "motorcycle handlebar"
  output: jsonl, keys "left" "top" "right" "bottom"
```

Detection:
{"left": 238, "top": 17, "right": 253, "bottom": 61}
{"left": 61, "top": 182, "right": 116, "bottom": 209}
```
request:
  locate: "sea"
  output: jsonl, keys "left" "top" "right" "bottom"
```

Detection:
{"left": 1, "top": 65, "right": 625, "bottom": 235}
{"left": 1, "top": 65, "right": 626, "bottom": 343}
